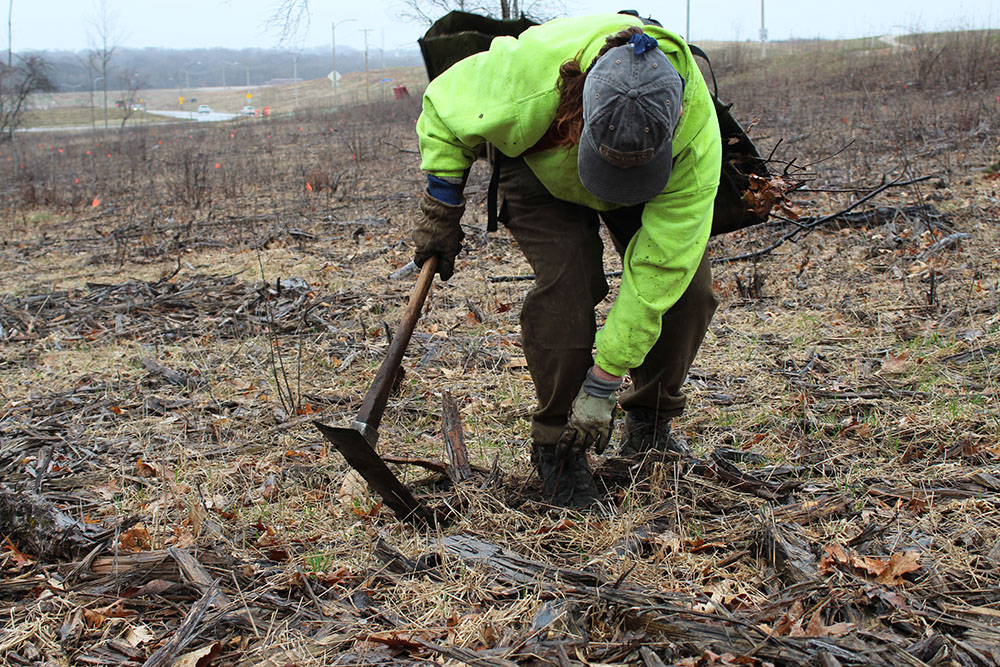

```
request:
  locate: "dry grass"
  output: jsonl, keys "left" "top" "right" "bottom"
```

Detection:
{"left": 1, "top": 35, "right": 999, "bottom": 666}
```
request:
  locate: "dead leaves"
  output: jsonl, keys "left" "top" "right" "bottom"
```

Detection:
{"left": 2, "top": 537, "right": 35, "bottom": 569}
{"left": 533, "top": 517, "right": 576, "bottom": 535}
{"left": 651, "top": 530, "right": 729, "bottom": 562}
{"left": 82, "top": 599, "right": 138, "bottom": 628}
{"left": 136, "top": 457, "right": 160, "bottom": 478}
{"left": 118, "top": 524, "right": 152, "bottom": 552}
{"left": 743, "top": 173, "right": 801, "bottom": 220}
{"left": 820, "top": 543, "right": 921, "bottom": 586}
{"left": 172, "top": 642, "right": 222, "bottom": 667}
{"left": 761, "top": 599, "right": 854, "bottom": 639}
{"left": 678, "top": 649, "right": 767, "bottom": 666}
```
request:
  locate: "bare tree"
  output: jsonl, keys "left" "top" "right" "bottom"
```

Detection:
{"left": 265, "top": 0, "right": 311, "bottom": 46}
{"left": 0, "top": 55, "right": 54, "bottom": 141}
{"left": 89, "top": 0, "right": 120, "bottom": 131}
{"left": 398, "top": 0, "right": 561, "bottom": 24}
{"left": 265, "top": 0, "right": 562, "bottom": 44}
{"left": 116, "top": 70, "right": 142, "bottom": 130}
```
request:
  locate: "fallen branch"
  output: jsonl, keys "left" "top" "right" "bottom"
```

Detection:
{"left": 442, "top": 391, "right": 472, "bottom": 482}
{"left": 714, "top": 175, "right": 939, "bottom": 264}
{"left": 0, "top": 484, "right": 98, "bottom": 560}
{"left": 916, "top": 232, "right": 970, "bottom": 261}
{"left": 140, "top": 582, "right": 219, "bottom": 667}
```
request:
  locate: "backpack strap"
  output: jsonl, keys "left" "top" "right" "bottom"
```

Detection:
{"left": 686, "top": 43, "right": 719, "bottom": 99}
{"left": 486, "top": 145, "right": 501, "bottom": 232}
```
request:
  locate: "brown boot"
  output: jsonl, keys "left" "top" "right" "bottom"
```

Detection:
{"left": 619, "top": 408, "right": 690, "bottom": 457}
{"left": 532, "top": 443, "right": 601, "bottom": 508}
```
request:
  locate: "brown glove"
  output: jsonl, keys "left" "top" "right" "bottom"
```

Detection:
{"left": 413, "top": 193, "right": 465, "bottom": 281}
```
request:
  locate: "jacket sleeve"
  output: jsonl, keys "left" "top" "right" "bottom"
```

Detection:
{"left": 594, "top": 120, "right": 721, "bottom": 377}
{"left": 416, "top": 37, "right": 551, "bottom": 179}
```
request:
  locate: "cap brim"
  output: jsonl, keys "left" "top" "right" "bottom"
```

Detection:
{"left": 577, "top": 130, "right": 673, "bottom": 206}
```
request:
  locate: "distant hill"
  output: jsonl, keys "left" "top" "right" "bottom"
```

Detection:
{"left": 23, "top": 45, "right": 425, "bottom": 92}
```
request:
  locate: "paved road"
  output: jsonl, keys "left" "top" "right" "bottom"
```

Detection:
{"left": 878, "top": 34, "right": 914, "bottom": 51}
{"left": 147, "top": 109, "right": 242, "bottom": 122}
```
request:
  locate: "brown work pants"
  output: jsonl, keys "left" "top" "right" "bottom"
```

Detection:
{"left": 499, "top": 156, "right": 718, "bottom": 446}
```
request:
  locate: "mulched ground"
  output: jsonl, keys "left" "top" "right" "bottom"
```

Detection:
{"left": 1, "top": 42, "right": 999, "bottom": 667}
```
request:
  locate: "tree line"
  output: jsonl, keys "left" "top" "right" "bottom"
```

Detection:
{"left": 26, "top": 45, "right": 424, "bottom": 92}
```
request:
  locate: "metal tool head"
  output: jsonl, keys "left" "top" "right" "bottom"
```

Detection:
{"left": 313, "top": 420, "right": 436, "bottom": 525}
{"left": 315, "top": 421, "right": 370, "bottom": 453}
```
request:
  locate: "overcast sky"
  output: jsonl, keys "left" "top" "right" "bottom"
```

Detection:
{"left": 10, "top": 0, "right": 999, "bottom": 53}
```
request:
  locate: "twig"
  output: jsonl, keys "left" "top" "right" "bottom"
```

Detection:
{"left": 382, "top": 140, "right": 420, "bottom": 154}
{"left": 140, "top": 582, "right": 219, "bottom": 667}
{"left": 714, "top": 174, "right": 938, "bottom": 264}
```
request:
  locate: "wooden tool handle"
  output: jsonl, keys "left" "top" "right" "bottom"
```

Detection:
{"left": 354, "top": 256, "right": 437, "bottom": 436}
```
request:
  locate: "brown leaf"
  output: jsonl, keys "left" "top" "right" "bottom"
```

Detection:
{"left": 259, "top": 474, "right": 279, "bottom": 500}
{"left": 876, "top": 551, "right": 921, "bottom": 585}
{"left": 187, "top": 500, "right": 206, "bottom": 537}
{"left": 686, "top": 537, "right": 727, "bottom": 553}
{"left": 171, "top": 642, "right": 222, "bottom": 667}
{"left": 125, "top": 579, "right": 177, "bottom": 598}
{"left": 774, "top": 599, "right": 805, "bottom": 636}
{"left": 119, "top": 524, "right": 152, "bottom": 552}
{"left": 95, "top": 599, "right": 136, "bottom": 620}
{"left": 124, "top": 624, "right": 154, "bottom": 647}
{"left": 819, "top": 542, "right": 848, "bottom": 573}
{"left": 83, "top": 608, "right": 108, "bottom": 628}
{"left": 314, "top": 566, "right": 351, "bottom": 586}
{"left": 805, "top": 607, "right": 854, "bottom": 637}
{"left": 821, "top": 542, "right": 921, "bottom": 586}
{"left": 3, "top": 537, "right": 34, "bottom": 569}
{"left": 136, "top": 457, "right": 159, "bottom": 478}
{"left": 652, "top": 530, "right": 682, "bottom": 560}
{"left": 534, "top": 517, "right": 576, "bottom": 535}
{"left": 879, "top": 352, "right": 910, "bottom": 375}
{"left": 742, "top": 173, "right": 800, "bottom": 220}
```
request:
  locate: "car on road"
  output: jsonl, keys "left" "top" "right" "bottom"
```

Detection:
{"left": 197, "top": 104, "right": 211, "bottom": 114}
{"left": 241, "top": 105, "right": 255, "bottom": 117}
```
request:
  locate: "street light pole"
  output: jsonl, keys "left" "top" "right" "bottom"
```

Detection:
{"left": 361, "top": 27, "right": 372, "bottom": 104}
{"left": 222, "top": 61, "right": 241, "bottom": 91}
{"left": 180, "top": 61, "right": 201, "bottom": 118}
{"left": 686, "top": 0, "right": 690, "bottom": 42}
{"left": 332, "top": 18, "right": 357, "bottom": 95}
{"left": 760, "top": 0, "right": 768, "bottom": 58}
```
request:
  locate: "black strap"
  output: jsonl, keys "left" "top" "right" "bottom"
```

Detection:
{"left": 486, "top": 145, "right": 500, "bottom": 233}
{"left": 687, "top": 43, "right": 718, "bottom": 99}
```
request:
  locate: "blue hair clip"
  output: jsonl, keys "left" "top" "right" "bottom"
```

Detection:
{"left": 628, "top": 32, "right": 659, "bottom": 56}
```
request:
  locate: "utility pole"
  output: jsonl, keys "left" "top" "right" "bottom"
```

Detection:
{"left": 293, "top": 52, "right": 299, "bottom": 108}
{"left": 685, "top": 0, "right": 690, "bottom": 42}
{"left": 361, "top": 27, "right": 372, "bottom": 104}
{"left": 760, "top": 0, "right": 767, "bottom": 58}
{"left": 8, "top": 0, "right": 13, "bottom": 70}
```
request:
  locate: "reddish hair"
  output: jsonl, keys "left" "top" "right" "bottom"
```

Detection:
{"left": 551, "top": 27, "right": 645, "bottom": 148}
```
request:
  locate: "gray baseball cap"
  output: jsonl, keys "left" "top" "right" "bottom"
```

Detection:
{"left": 578, "top": 40, "right": 684, "bottom": 205}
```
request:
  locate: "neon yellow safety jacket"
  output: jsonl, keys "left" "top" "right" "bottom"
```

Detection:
{"left": 416, "top": 14, "right": 722, "bottom": 377}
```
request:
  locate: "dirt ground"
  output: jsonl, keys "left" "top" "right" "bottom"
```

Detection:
{"left": 1, "top": 38, "right": 999, "bottom": 666}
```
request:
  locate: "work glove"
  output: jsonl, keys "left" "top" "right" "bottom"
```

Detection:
{"left": 557, "top": 367, "right": 622, "bottom": 457}
{"left": 413, "top": 175, "right": 465, "bottom": 281}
